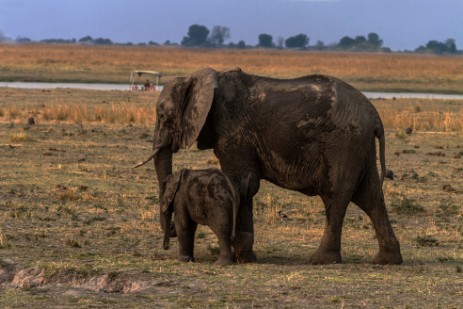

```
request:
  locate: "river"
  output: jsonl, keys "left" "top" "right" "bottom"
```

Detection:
{"left": 1, "top": 82, "right": 463, "bottom": 100}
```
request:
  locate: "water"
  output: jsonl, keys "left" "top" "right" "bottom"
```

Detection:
{"left": 363, "top": 91, "right": 463, "bottom": 100}
{"left": 1, "top": 82, "right": 463, "bottom": 100}
{"left": 0, "top": 82, "right": 162, "bottom": 92}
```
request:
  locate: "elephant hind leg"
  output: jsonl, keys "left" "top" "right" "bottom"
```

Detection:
{"left": 352, "top": 170, "right": 403, "bottom": 265}
{"left": 310, "top": 195, "right": 350, "bottom": 265}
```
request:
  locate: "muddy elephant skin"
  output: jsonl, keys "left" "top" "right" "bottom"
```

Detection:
{"left": 138, "top": 67, "right": 403, "bottom": 265}
{"left": 161, "top": 168, "right": 239, "bottom": 266}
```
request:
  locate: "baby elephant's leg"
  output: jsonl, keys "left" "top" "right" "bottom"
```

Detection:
{"left": 177, "top": 218, "right": 197, "bottom": 262}
{"left": 215, "top": 236, "right": 234, "bottom": 266}
{"left": 212, "top": 221, "right": 234, "bottom": 265}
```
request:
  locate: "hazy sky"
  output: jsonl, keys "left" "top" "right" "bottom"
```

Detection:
{"left": 1, "top": 0, "right": 462, "bottom": 50}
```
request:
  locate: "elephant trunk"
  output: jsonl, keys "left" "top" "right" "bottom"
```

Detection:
{"left": 155, "top": 147, "right": 173, "bottom": 233}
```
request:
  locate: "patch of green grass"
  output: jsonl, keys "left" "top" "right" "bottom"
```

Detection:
{"left": 415, "top": 235, "right": 439, "bottom": 247}
{"left": 391, "top": 197, "right": 425, "bottom": 215}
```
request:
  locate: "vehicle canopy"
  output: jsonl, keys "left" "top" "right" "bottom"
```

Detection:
{"left": 130, "top": 70, "right": 162, "bottom": 91}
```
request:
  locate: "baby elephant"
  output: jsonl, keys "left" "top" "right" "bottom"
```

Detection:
{"left": 161, "top": 168, "right": 239, "bottom": 265}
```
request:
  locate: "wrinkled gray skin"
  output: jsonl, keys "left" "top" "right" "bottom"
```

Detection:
{"left": 161, "top": 168, "right": 239, "bottom": 266}
{"left": 137, "top": 67, "right": 403, "bottom": 265}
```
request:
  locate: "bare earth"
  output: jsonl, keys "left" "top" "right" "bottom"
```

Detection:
{"left": 0, "top": 88, "right": 462, "bottom": 307}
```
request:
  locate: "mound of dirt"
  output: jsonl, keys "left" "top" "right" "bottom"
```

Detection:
{"left": 1, "top": 260, "right": 152, "bottom": 294}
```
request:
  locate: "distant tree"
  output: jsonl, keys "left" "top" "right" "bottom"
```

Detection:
{"left": 93, "top": 37, "right": 113, "bottom": 45}
{"left": 79, "top": 36, "right": 94, "bottom": 44}
{"left": 209, "top": 26, "right": 230, "bottom": 46}
{"left": 339, "top": 36, "right": 355, "bottom": 48}
{"left": 40, "top": 38, "right": 76, "bottom": 44}
{"left": 314, "top": 40, "right": 325, "bottom": 51}
{"left": 338, "top": 33, "right": 386, "bottom": 51}
{"left": 237, "top": 40, "right": 246, "bottom": 49}
{"left": 16, "top": 36, "right": 32, "bottom": 43}
{"left": 445, "top": 39, "right": 457, "bottom": 53}
{"left": 258, "top": 33, "right": 274, "bottom": 48}
{"left": 415, "top": 38, "right": 457, "bottom": 54}
{"left": 285, "top": 34, "right": 309, "bottom": 49}
{"left": 181, "top": 24, "right": 210, "bottom": 47}
{"left": 367, "top": 32, "right": 383, "bottom": 48}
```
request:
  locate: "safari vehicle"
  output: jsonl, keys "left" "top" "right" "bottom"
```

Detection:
{"left": 130, "top": 70, "right": 162, "bottom": 91}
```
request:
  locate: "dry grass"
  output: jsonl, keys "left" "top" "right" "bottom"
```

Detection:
{"left": 0, "top": 88, "right": 462, "bottom": 307}
{"left": 2, "top": 44, "right": 463, "bottom": 92}
{"left": 2, "top": 88, "right": 463, "bottom": 133}
{"left": 0, "top": 88, "right": 157, "bottom": 125}
{"left": 373, "top": 98, "right": 463, "bottom": 132}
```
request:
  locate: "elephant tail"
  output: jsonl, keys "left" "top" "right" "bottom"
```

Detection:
{"left": 375, "top": 124, "right": 386, "bottom": 186}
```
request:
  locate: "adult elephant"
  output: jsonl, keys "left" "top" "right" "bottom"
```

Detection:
{"left": 135, "top": 67, "right": 403, "bottom": 265}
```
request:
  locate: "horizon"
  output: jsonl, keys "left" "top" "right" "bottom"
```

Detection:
{"left": 1, "top": 0, "right": 462, "bottom": 51}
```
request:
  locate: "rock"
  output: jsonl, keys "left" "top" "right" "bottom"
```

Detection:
{"left": 442, "top": 184, "right": 456, "bottom": 193}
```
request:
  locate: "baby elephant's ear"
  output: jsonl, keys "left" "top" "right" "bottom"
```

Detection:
{"left": 161, "top": 171, "right": 183, "bottom": 213}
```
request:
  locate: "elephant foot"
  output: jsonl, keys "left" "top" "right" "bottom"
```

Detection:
{"left": 310, "top": 248, "right": 342, "bottom": 265}
{"left": 178, "top": 255, "right": 195, "bottom": 263}
{"left": 235, "top": 250, "right": 257, "bottom": 264}
{"left": 373, "top": 250, "right": 403, "bottom": 265}
{"left": 215, "top": 257, "right": 234, "bottom": 266}
{"left": 233, "top": 232, "right": 257, "bottom": 263}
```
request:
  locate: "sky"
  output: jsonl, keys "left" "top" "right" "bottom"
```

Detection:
{"left": 1, "top": 0, "right": 462, "bottom": 51}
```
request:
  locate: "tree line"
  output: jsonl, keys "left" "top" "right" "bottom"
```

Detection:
{"left": 1, "top": 26, "right": 460, "bottom": 55}
{"left": 180, "top": 24, "right": 460, "bottom": 54}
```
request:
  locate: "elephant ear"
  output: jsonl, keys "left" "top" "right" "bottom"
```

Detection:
{"left": 180, "top": 68, "right": 218, "bottom": 149}
{"left": 161, "top": 171, "right": 183, "bottom": 213}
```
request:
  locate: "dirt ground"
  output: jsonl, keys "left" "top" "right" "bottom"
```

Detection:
{"left": 1, "top": 89, "right": 462, "bottom": 307}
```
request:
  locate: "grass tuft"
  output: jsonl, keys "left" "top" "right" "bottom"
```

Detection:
{"left": 391, "top": 197, "right": 425, "bottom": 215}
{"left": 415, "top": 235, "right": 439, "bottom": 247}
{"left": 10, "top": 131, "right": 34, "bottom": 143}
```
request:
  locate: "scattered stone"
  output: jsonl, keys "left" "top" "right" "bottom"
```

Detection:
{"left": 27, "top": 117, "right": 35, "bottom": 125}
{"left": 426, "top": 151, "right": 445, "bottom": 157}
{"left": 442, "top": 184, "right": 457, "bottom": 193}
{"left": 394, "top": 151, "right": 400, "bottom": 157}
{"left": 405, "top": 127, "right": 413, "bottom": 135}
{"left": 11, "top": 268, "right": 45, "bottom": 289}
{"left": 402, "top": 149, "right": 416, "bottom": 154}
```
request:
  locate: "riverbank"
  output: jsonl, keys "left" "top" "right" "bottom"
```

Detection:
{"left": 3, "top": 81, "right": 463, "bottom": 100}
{"left": 2, "top": 44, "right": 463, "bottom": 93}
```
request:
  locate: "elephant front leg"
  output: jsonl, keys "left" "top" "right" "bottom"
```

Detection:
{"left": 176, "top": 218, "right": 197, "bottom": 263}
{"left": 233, "top": 201, "right": 256, "bottom": 263}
